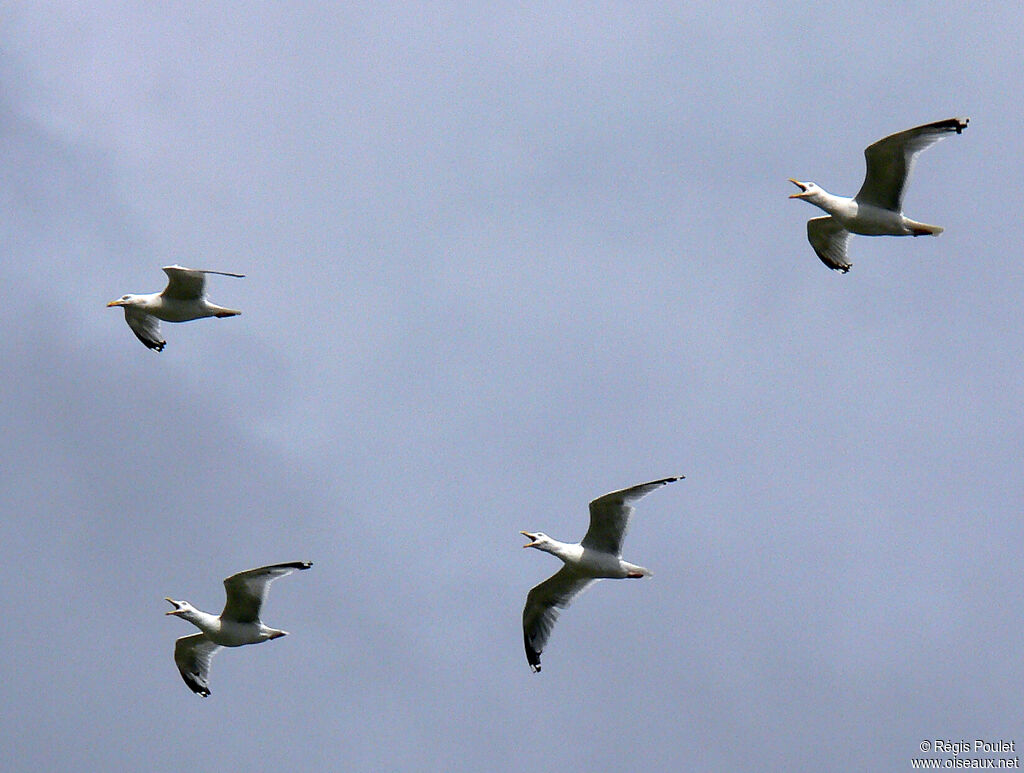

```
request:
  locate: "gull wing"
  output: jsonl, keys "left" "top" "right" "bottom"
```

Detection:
{"left": 161, "top": 265, "right": 245, "bottom": 301}
{"left": 855, "top": 118, "right": 968, "bottom": 211}
{"left": 522, "top": 566, "right": 593, "bottom": 672}
{"left": 580, "top": 476, "right": 683, "bottom": 556}
{"left": 123, "top": 306, "right": 166, "bottom": 351}
{"left": 221, "top": 561, "right": 312, "bottom": 623}
{"left": 173, "top": 633, "right": 221, "bottom": 697}
{"left": 806, "top": 216, "right": 852, "bottom": 273}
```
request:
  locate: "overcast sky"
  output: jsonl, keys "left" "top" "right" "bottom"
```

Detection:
{"left": 2, "top": 3, "right": 1022, "bottom": 771}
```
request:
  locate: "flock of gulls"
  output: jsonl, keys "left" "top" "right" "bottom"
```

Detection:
{"left": 106, "top": 118, "right": 968, "bottom": 695}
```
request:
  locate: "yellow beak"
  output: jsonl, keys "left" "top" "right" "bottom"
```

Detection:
{"left": 520, "top": 531, "right": 538, "bottom": 548}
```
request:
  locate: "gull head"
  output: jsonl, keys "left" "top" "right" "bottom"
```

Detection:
{"left": 164, "top": 597, "right": 194, "bottom": 617}
{"left": 520, "top": 531, "right": 549, "bottom": 549}
{"left": 788, "top": 178, "right": 819, "bottom": 200}
{"left": 107, "top": 294, "right": 139, "bottom": 308}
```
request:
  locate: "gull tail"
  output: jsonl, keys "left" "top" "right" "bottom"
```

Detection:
{"left": 210, "top": 305, "right": 242, "bottom": 318}
{"left": 905, "top": 220, "right": 943, "bottom": 236}
{"left": 625, "top": 563, "right": 652, "bottom": 578}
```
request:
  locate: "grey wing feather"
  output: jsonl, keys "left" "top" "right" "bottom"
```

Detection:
{"left": 123, "top": 307, "right": 166, "bottom": 351}
{"left": 161, "top": 265, "right": 244, "bottom": 301}
{"left": 174, "top": 633, "right": 221, "bottom": 697}
{"left": 581, "top": 476, "right": 683, "bottom": 556}
{"left": 523, "top": 566, "right": 593, "bottom": 672}
{"left": 221, "top": 561, "right": 312, "bottom": 623}
{"left": 855, "top": 118, "right": 968, "bottom": 211}
{"left": 806, "top": 216, "right": 852, "bottom": 273}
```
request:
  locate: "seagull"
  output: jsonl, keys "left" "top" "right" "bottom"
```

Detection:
{"left": 520, "top": 476, "right": 683, "bottom": 672}
{"left": 788, "top": 117, "right": 968, "bottom": 272}
{"left": 165, "top": 561, "right": 312, "bottom": 697}
{"left": 107, "top": 264, "right": 244, "bottom": 351}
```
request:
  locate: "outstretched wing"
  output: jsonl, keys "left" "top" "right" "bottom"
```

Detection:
{"left": 123, "top": 307, "right": 166, "bottom": 351}
{"left": 806, "top": 216, "right": 852, "bottom": 273}
{"left": 161, "top": 265, "right": 245, "bottom": 301}
{"left": 221, "top": 561, "right": 313, "bottom": 623}
{"left": 581, "top": 476, "right": 683, "bottom": 556}
{"left": 855, "top": 118, "right": 968, "bottom": 211}
{"left": 522, "top": 566, "right": 593, "bottom": 673}
{"left": 173, "top": 633, "right": 221, "bottom": 697}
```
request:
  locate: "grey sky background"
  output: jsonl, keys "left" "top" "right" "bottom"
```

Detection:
{"left": 2, "top": 3, "right": 1022, "bottom": 770}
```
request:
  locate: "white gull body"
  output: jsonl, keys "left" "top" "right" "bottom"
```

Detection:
{"left": 520, "top": 476, "right": 683, "bottom": 672}
{"left": 789, "top": 117, "right": 968, "bottom": 272}
{"left": 165, "top": 561, "right": 312, "bottom": 697}
{"left": 107, "top": 264, "right": 244, "bottom": 351}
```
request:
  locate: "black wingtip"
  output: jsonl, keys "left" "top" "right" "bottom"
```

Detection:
{"left": 181, "top": 672, "right": 211, "bottom": 697}
{"left": 274, "top": 561, "right": 313, "bottom": 571}
{"left": 935, "top": 117, "right": 968, "bottom": 134}
{"left": 525, "top": 633, "right": 542, "bottom": 672}
{"left": 527, "top": 651, "right": 542, "bottom": 672}
{"left": 822, "top": 258, "right": 851, "bottom": 273}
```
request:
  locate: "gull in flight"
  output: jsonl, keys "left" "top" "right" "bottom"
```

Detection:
{"left": 165, "top": 561, "right": 312, "bottom": 697}
{"left": 107, "top": 264, "right": 244, "bottom": 351}
{"left": 521, "top": 476, "right": 683, "bottom": 672}
{"left": 789, "top": 117, "right": 968, "bottom": 272}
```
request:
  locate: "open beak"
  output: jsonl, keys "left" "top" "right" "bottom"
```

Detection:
{"left": 165, "top": 597, "right": 182, "bottom": 615}
{"left": 520, "top": 531, "right": 539, "bottom": 548}
{"left": 788, "top": 178, "right": 809, "bottom": 198}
